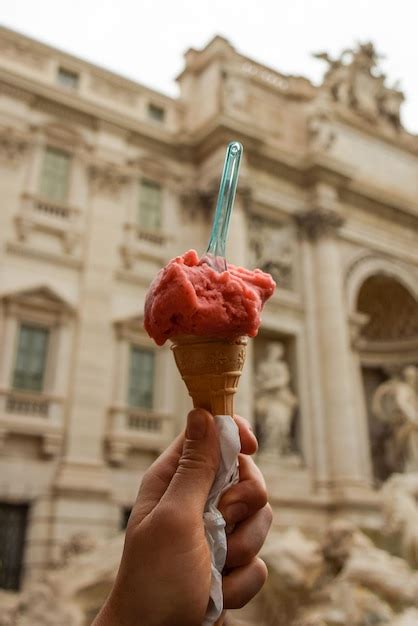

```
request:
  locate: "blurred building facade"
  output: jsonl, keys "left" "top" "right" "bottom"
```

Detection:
{"left": 0, "top": 26, "right": 417, "bottom": 623}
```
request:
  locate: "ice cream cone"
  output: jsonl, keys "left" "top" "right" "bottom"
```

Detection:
{"left": 171, "top": 335, "right": 248, "bottom": 417}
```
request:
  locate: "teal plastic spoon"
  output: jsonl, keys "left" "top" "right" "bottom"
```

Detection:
{"left": 200, "top": 141, "right": 243, "bottom": 272}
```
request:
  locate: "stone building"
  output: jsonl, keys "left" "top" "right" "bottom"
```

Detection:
{"left": 0, "top": 25, "right": 417, "bottom": 625}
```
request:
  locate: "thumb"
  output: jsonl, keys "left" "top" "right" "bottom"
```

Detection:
{"left": 162, "top": 409, "right": 220, "bottom": 515}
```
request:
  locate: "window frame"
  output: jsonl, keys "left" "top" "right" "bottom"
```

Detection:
{"left": 56, "top": 66, "right": 80, "bottom": 90}
{"left": 11, "top": 323, "right": 50, "bottom": 393}
{"left": 137, "top": 178, "right": 163, "bottom": 232}
{"left": 147, "top": 103, "right": 166, "bottom": 123}
{"left": 39, "top": 145, "right": 72, "bottom": 204}
{"left": 127, "top": 344, "right": 156, "bottom": 410}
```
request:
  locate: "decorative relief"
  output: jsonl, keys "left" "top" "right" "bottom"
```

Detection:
{"left": 88, "top": 162, "right": 129, "bottom": 197}
{"left": 223, "top": 71, "right": 248, "bottom": 113}
{"left": 248, "top": 215, "right": 295, "bottom": 289}
{"left": 255, "top": 342, "right": 298, "bottom": 459}
{"left": 15, "top": 194, "right": 81, "bottom": 255}
{"left": 314, "top": 42, "right": 405, "bottom": 130}
{"left": 0, "top": 127, "right": 29, "bottom": 167}
{"left": 89, "top": 74, "right": 137, "bottom": 106}
{"left": 55, "top": 533, "right": 97, "bottom": 569}
{"left": 307, "top": 109, "right": 336, "bottom": 152}
{"left": 295, "top": 208, "right": 344, "bottom": 241}
{"left": 0, "top": 36, "right": 48, "bottom": 69}
{"left": 241, "top": 61, "right": 289, "bottom": 91}
{"left": 179, "top": 188, "right": 213, "bottom": 222}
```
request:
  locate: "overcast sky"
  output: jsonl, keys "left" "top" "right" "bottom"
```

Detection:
{"left": 2, "top": 0, "right": 418, "bottom": 133}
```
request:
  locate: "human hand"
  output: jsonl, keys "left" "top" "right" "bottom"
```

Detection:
{"left": 93, "top": 409, "right": 272, "bottom": 626}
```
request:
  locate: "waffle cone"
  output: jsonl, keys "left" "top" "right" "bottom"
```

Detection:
{"left": 171, "top": 335, "right": 248, "bottom": 417}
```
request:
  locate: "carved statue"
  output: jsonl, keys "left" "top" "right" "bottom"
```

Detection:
{"left": 0, "top": 582, "right": 82, "bottom": 626}
{"left": 255, "top": 342, "right": 298, "bottom": 458}
{"left": 307, "top": 110, "right": 336, "bottom": 152}
{"left": 373, "top": 366, "right": 418, "bottom": 473}
{"left": 314, "top": 42, "right": 404, "bottom": 129}
{"left": 262, "top": 518, "right": 418, "bottom": 626}
{"left": 381, "top": 472, "right": 418, "bottom": 568}
{"left": 224, "top": 73, "right": 248, "bottom": 112}
{"left": 56, "top": 532, "right": 97, "bottom": 568}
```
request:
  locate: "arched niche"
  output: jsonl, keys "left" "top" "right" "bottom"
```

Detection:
{"left": 348, "top": 262, "right": 418, "bottom": 483}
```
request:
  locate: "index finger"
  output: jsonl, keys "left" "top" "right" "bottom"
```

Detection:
{"left": 234, "top": 415, "right": 258, "bottom": 455}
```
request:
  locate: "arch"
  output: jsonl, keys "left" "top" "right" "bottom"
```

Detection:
{"left": 345, "top": 253, "right": 418, "bottom": 314}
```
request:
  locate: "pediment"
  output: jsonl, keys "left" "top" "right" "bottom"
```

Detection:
{"left": 114, "top": 314, "right": 146, "bottom": 340}
{"left": 35, "top": 120, "right": 87, "bottom": 150}
{"left": 1, "top": 285, "right": 75, "bottom": 314}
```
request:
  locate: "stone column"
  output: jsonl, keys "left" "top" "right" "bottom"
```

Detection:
{"left": 54, "top": 162, "right": 129, "bottom": 493}
{"left": 296, "top": 207, "right": 373, "bottom": 496}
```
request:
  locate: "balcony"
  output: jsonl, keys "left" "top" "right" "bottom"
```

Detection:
{"left": 107, "top": 405, "right": 175, "bottom": 464}
{"left": 0, "top": 388, "right": 65, "bottom": 457}
{"left": 14, "top": 193, "right": 81, "bottom": 254}
{"left": 119, "top": 222, "right": 169, "bottom": 271}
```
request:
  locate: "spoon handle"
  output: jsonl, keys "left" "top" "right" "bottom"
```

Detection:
{"left": 205, "top": 141, "right": 243, "bottom": 260}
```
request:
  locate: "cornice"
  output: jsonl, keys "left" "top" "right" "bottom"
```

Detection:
{"left": 0, "top": 67, "right": 182, "bottom": 157}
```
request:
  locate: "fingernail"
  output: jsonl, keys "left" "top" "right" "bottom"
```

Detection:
{"left": 224, "top": 502, "right": 248, "bottom": 525}
{"left": 186, "top": 409, "right": 207, "bottom": 440}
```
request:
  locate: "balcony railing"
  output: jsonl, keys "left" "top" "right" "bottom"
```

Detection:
{"left": 0, "top": 388, "right": 65, "bottom": 457}
{"left": 15, "top": 194, "right": 81, "bottom": 253}
{"left": 107, "top": 405, "right": 174, "bottom": 464}
{"left": 5, "top": 392, "right": 49, "bottom": 417}
{"left": 21, "top": 193, "right": 80, "bottom": 222}
{"left": 120, "top": 222, "right": 168, "bottom": 269}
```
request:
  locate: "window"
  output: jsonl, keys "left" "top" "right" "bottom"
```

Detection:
{"left": 128, "top": 346, "right": 155, "bottom": 409}
{"left": 56, "top": 67, "right": 79, "bottom": 90}
{"left": 39, "top": 146, "right": 71, "bottom": 203}
{"left": 0, "top": 503, "right": 29, "bottom": 590}
{"left": 12, "top": 324, "right": 49, "bottom": 392}
{"left": 147, "top": 103, "right": 165, "bottom": 123}
{"left": 138, "top": 179, "right": 162, "bottom": 231}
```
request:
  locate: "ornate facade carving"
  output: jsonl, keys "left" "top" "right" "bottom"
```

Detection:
{"left": 314, "top": 42, "right": 405, "bottom": 129}
{"left": 295, "top": 208, "right": 344, "bottom": 241}
{"left": 88, "top": 162, "right": 129, "bottom": 197}
{"left": 262, "top": 518, "right": 418, "bottom": 625}
{"left": 0, "top": 582, "right": 82, "bottom": 626}
{"left": 223, "top": 71, "right": 248, "bottom": 113}
{"left": 248, "top": 215, "right": 295, "bottom": 289}
{"left": 90, "top": 74, "right": 137, "bottom": 106}
{"left": 55, "top": 532, "right": 97, "bottom": 569}
{"left": 179, "top": 188, "right": 213, "bottom": 222}
{"left": 0, "top": 127, "right": 29, "bottom": 167}
{"left": 307, "top": 101, "right": 337, "bottom": 153}
{"left": 0, "top": 37, "right": 48, "bottom": 70}
{"left": 382, "top": 472, "right": 418, "bottom": 569}
{"left": 255, "top": 342, "right": 298, "bottom": 459}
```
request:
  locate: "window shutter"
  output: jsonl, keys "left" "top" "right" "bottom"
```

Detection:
{"left": 39, "top": 147, "right": 71, "bottom": 203}
{"left": 128, "top": 346, "right": 155, "bottom": 409}
{"left": 12, "top": 325, "right": 49, "bottom": 392}
{"left": 138, "top": 180, "right": 162, "bottom": 231}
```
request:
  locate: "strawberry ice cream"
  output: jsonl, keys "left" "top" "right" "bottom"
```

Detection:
{"left": 144, "top": 249, "right": 276, "bottom": 346}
